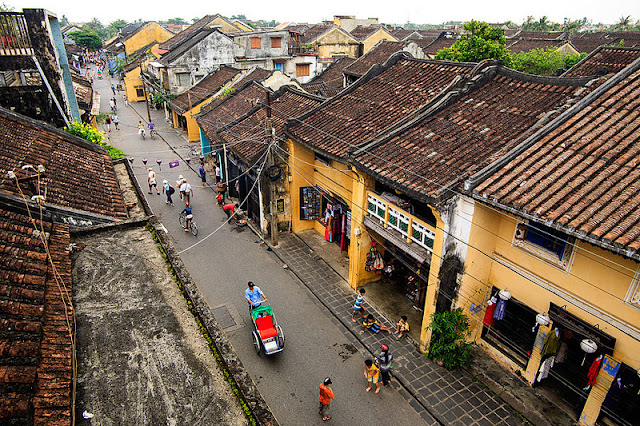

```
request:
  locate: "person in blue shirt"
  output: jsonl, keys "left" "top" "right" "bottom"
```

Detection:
{"left": 181, "top": 202, "right": 193, "bottom": 231}
{"left": 148, "top": 120, "right": 155, "bottom": 137}
{"left": 245, "top": 281, "right": 268, "bottom": 310}
{"left": 198, "top": 162, "right": 206, "bottom": 188}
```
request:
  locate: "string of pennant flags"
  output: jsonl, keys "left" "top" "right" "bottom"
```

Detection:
{"left": 127, "top": 155, "right": 205, "bottom": 171}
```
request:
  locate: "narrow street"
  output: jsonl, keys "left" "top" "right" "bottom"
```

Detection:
{"left": 94, "top": 73, "right": 434, "bottom": 424}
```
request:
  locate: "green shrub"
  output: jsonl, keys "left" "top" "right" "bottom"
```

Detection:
{"left": 426, "top": 308, "right": 474, "bottom": 370}
{"left": 64, "top": 119, "right": 126, "bottom": 159}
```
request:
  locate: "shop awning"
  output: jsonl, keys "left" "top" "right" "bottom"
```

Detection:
{"left": 364, "top": 216, "right": 430, "bottom": 264}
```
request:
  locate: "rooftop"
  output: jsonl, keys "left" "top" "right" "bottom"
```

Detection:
{"left": 157, "top": 15, "right": 217, "bottom": 51}
{"left": 506, "top": 38, "right": 567, "bottom": 55}
{"left": 563, "top": 46, "right": 640, "bottom": 77}
{"left": 307, "top": 56, "right": 355, "bottom": 87}
{"left": 170, "top": 66, "right": 242, "bottom": 114}
{"left": 344, "top": 40, "right": 405, "bottom": 77}
{"left": 197, "top": 67, "right": 272, "bottom": 117}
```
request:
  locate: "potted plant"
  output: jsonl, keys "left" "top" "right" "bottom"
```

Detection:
{"left": 426, "top": 308, "right": 473, "bottom": 370}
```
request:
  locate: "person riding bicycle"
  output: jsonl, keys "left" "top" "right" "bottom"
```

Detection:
{"left": 148, "top": 120, "right": 155, "bottom": 137}
{"left": 181, "top": 202, "right": 193, "bottom": 232}
{"left": 137, "top": 121, "right": 145, "bottom": 138}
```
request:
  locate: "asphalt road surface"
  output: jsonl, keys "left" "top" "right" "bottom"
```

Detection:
{"left": 96, "top": 72, "right": 428, "bottom": 425}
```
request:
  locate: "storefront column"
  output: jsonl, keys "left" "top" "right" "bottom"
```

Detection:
{"left": 523, "top": 324, "right": 552, "bottom": 384}
{"left": 347, "top": 169, "right": 376, "bottom": 290}
{"left": 172, "top": 110, "right": 178, "bottom": 128}
{"left": 579, "top": 355, "right": 620, "bottom": 426}
{"left": 418, "top": 212, "right": 446, "bottom": 352}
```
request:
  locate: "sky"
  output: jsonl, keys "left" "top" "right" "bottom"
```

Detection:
{"left": 7, "top": 0, "right": 640, "bottom": 27}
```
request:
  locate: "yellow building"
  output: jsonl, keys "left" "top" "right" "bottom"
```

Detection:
{"left": 349, "top": 25, "right": 398, "bottom": 54}
{"left": 123, "top": 22, "right": 173, "bottom": 56}
{"left": 301, "top": 25, "right": 362, "bottom": 63}
{"left": 122, "top": 43, "right": 161, "bottom": 103}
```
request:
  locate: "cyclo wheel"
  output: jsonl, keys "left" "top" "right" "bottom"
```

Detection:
{"left": 179, "top": 212, "right": 186, "bottom": 228}
{"left": 189, "top": 222, "right": 198, "bottom": 236}
{"left": 252, "top": 331, "right": 261, "bottom": 355}
{"left": 277, "top": 325, "right": 285, "bottom": 348}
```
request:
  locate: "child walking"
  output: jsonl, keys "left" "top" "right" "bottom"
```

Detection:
{"left": 351, "top": 288, "right": 366, "bottom": 322}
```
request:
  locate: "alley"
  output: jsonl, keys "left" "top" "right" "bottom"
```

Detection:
{"left": 94, "top": 73, "right": 434, "bottom": 425}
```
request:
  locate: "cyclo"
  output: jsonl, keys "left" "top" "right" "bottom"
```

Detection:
{"left": 250, "top": 303, "right": 285, "bottom": 356}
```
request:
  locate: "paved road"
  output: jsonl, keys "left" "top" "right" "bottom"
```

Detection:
{"left": 95, "top": 72, "right": 434, "bottom": 425}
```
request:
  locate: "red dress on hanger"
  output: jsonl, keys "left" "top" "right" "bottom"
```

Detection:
{"left": 483, "top": 301, "right": 497, "bottom": 326}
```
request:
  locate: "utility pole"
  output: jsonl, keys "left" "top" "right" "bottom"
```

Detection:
{"left": 140, "top": 64, "right": 151, "bottom": 123}
{"left": 266, "top": 93, "right": 278, "bottom": 246}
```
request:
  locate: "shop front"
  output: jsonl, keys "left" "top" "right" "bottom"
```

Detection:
{"left": 299, "top": 185, "right": 351, "bottom": 254}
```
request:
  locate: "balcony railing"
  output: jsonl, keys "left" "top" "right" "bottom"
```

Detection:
{"left": 0, "top": 13, "right": 34, "bottom": 56}
{"left": 367, "top": 191, "right": 436, "bottom": 253}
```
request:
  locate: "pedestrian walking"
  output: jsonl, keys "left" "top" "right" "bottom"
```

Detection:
{"left": 111, "top": 84, "right": 116, "bottom": 95}
{"left": 376, "top": 344, "right": 393, "bottom": 387}
{"left": 109, "top": 98, "right": 115, "bottom": 111}
{"left": 123, "top": 94, "right": 129, "bottom": 107}
{"left": 361, "top": 314, "right": 392, "bottom": 334}
{"left": 214, "top": 164, "right": 221, "bottom": 183}
{"left": 105, "top": 115, "right": 111, "bottom": 132}
{"left": 364, "top": 359, "right": 380, "bottom": 394}
{"left": 319, "top": 377, "right": 334, "bottom": 421}
{"left": 198, "top": 162, "right": 207, "bottom": 188}
{"left": 112, "top": 114, "right": 119, "bottom": 130}
{"left": 112, "top": 97, "right": 117, "bottom": 109}
{"left": 162, "top": 180, "right": 174, "bottom": 205}
{"left": 147, "top": 168, "right": 160, "bottom": 195}
{"left": 180, "top": 179, "right": 193, "bottom": 205}
{"left": 351, "top": 288, "right": 367, "bottom": 322}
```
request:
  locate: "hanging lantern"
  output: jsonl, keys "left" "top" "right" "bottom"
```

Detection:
{"left": 580, "top": 339, "right": 598, "bottom": 366}
{"left": 128, "top": 157, "right": 134, "bottom": 164}
{"left": 156, "top": 159, "right": 162, "bottom": 170}
{"left": 142, "top": 158, "right": 148, "bottom": 165}
{"left": 185, "top": 157, "right": 191, "bottom": 164}
{"left": 536, "top": 313, "right": 550, "bottom": 326}
{"left": 498, "top": 289, "right": 512, "bottom": 300}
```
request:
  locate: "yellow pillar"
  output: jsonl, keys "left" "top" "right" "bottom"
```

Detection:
{"left": 407, "top": 217, "right": 413, "bottom": 244}
{"left": 523, "top": 324, "right": 552, "bottom": 384}
{"left": 383, "top": 203, "right": 390, "bottom": 228}
{"left": 579, "top": 355, "right": 620, "bottom": 426}
{"left": 348, "top": 172, "right": 376, "bottom": 289}
{"left": 172, "top": 110, "right": 178, "bottom": 128}
{"left": 419, "top": 213, "right": 446, "bottom": 352}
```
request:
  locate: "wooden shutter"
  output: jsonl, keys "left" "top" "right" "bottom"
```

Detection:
{"left": 250, "top": 37, "right": 261, "bottom": 49}
{"left": 296, "top": 63, "right": 310, "bottom": 77}
{"left": 271, "top": 37, "right": 281, "bottom": 48}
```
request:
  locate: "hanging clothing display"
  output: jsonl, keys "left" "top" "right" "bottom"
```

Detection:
{"left": 541, "top": 328, "right": 562, "bottom": 359}
{"left": 493, "top": 297, "right": 507, "bottom": 320}
{"left": 587, "top": 355, "right": 603, "bottom": 387}
{"left": 537, "top": 356, "right": 555, "bottom": 382}
{"left": 365, "top": 243, "right": 379, "bottom": 272}
{"left": 483, "top": 297, "right": 497, "bottom": 326}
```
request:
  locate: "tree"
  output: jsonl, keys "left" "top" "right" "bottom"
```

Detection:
{"left": 70, "top": 30, "right": 103, "bottom": 49}
{"left": 163, "top": 17, "right": 187, "bottom": 25}
{"left": 511, "top": 47, "right": 565, "bottom": 75}
{"left": 615, "top": 15, "right": 632, "bottom": 31}
{"left": 106, "top": 19, "right": 127, "bottom": 38}
{"left": 82, "top": 18, "right": 106, "bottom": 39}
{"left": 60, "top": 14, "right": 69, "bottom": 26}
{"left": 435, "top": 20, "right": 512, "bottom": 66}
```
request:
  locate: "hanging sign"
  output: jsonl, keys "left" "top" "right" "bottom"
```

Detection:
{"left": 169, "top": 160, "right": 179, "bottom": 168}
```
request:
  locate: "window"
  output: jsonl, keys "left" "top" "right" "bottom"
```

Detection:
{"left": 274, "top": 62, "right": 283, "bottom": 71}
{"left": 250, "top": 37, "right": 261, "bottom": 49}
{"left": 136, "top": 87, "right": 145, "bottom": 98}
{"left": 177, "top": 73, "right": 191, "bottom": 87}
{"left": 296, "top": 63, "right": 310, "bottom": 77}
{"left": 513, "top": 222, "right": 574, "bottom": 269}
{"left": 271, "top": 37, "right": 281, "bottom": 48}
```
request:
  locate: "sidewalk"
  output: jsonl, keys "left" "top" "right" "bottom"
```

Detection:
{"left": 124, "top": 100, "right": 575, "bottom": 426}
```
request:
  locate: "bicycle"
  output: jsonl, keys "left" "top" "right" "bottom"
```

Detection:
{"left": 139, "top": 128, "right": 146, "bottom": 140}
{"left": 149, "top": 128, "right": 156, "bottom": 139}
{"left": 179, "top": 211, "right": 198, "bottom": 236}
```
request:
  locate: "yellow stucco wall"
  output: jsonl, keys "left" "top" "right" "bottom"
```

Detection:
{"left": 314, "top": 28, "right": 361, "bottom": 59}
{"left": 362, "top": 29, "right": 398, "bottom": 54}
{"left": 213, "top": 17, "right": 246, "bottom": 34}
{"left": 460, "top": 203, "right": 640, "bottom": 370}
{"left": 124, "top": 22, "right": 173, "bottom": 56}
{"left": 124, "top": 66, "right": 147, "bottom": 103}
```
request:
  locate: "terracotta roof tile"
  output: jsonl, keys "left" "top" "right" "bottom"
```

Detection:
{"left": 507, "top": 38, "right": 565, "bottom": 55}
{"left": 0, "top": 108, "right": 128, "bottom": 220}
{"left": 171, "top": 66, "right": 242, "bottom": 113}
{"left": 158, "top": 15, "right": 216, "bottom": 51}
{"left": 308, "top": 56, "right": 356, "bottom": 87}
{"left": 344, "top": 40, "right": 405, "bottom": 77}
{"left": 219, "top": 88, "right": 323, "bottom": 164}
{"left": 564, "top": 47, "right": 640, "bottom": 77}
{"left": 286, "top": 56, "right": 474, "bottom": 159}
{"left": 475, "top": 61, "right": 640, "bottom": 255}
{"left": 301, "top": 25, "right": 334, "bottom": 44}
{"left": 0, "top": 209, "right": 72, "bottom": 424}
{"left": 197, "top": 68, "right": 272, "bottom": 116}
{"left": 422, "top": 37, "right": 457, "bottom": 54}
{"left": 352, "top": 67, "right": 591, "bottom": 204}
{"left": 515, "top": 31, "right": 565, "bottom": 40}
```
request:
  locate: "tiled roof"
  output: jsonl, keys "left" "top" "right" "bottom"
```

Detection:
{"left": 197, "top": 67, "right": 272, "bottom": 116}
{"left": 570, "top": 37, "right": 619, "bottom": 54}
{"left": 389, "top": 29, "right": 420, "bottom": 41}
{"left": 301, "top": 25, "right": 335, "bottom": 43}
{"left": 0, "top": 108, "right": 128, "bottom": 220}
{"left": 158, "top": 15, "right": 216, "bottom": 51}
{"left": 0, "top": 206, "right": 73, "bottom": 425}
{"left": 219, "top": 88, "right": 324, "bottom": 164}
{"left": 515, "top": 31, "right": 565, "bottom": 40}
{"left": 564, "top": 46, "right": 640, "bottom": 77}
{"left": 286, "top": 56, "right": 474, "bottom": 159}
{"left": 352, "top": 66, "right": 594, "bottom": 204}
{"left": 507, "top": 39, "right": 565, "bottom": 55}
{"left": 308, "top": 56, "right": 355, "bottom": 87}
{"left": 422, "top": 37, "right": 457, "bottom": 55}
{"left": 344, "top": 40, "right": 405, "bottom": 77}
{"left": 171, "top": 66, "right": 242, "bottom": 114}
{"left": 472, "top": 59, "right": 640, "bottom": 256}
{"left": 350, "top": 25, "right": 384, "bottom": 41}
{"left": 158, "top": 29, "right": 221, "bottom": 66}
{"left": 197, "top": 82, "right": 271, "bottom": 143}
{"left": 72, "top": 74, "right": 93, "bottom": 111}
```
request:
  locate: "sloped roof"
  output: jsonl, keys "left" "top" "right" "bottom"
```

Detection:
{"left": 563, "top": 46, "right": 640, "bottom": 77}
{"left": 570, "top": 37, "right": 619, "bottom": 54}
{"left": 197, "top": 82, "right": 271, "bottom": 142}
{"left": 351, "top": 66, "right": 595, "bottom": 205}
{"left": 219, "top": 87, "right": 324, "bottom": 164}
{"left": 286, "top": 55, "right": 474, "bottom": 159}
{"left": 350, "top": 25, "right": 389, "bottom": 41}
{"left": 472, "top": 58, "right": 640, "bottom": 257}
{"left": 308, "top": 56, "right": 356, "bottom": 87}
{"left": 158, "top": 15, "right": 216, "bottom": 51}
{"left": 0, "top": 108, "right": 127, "bottom": 219}
{"left": 171, "top": 66, "right": 242, "bottom": 114}
{"left": 507, "top": 38, "right": 566, "bottom": 54}
{"left": 0, "top": 205, "right": 73, "bottom": 425}
{"left": 344, "top": 40, "right": 405, "bottom": 77}
{"left": 302, "top": 24, "right": 359, "bottom": 44}
{"left": 514, "top": 31, "right": 566, "bottom": 40}
{"left": 158, "top": 28, "right": 229, "bottom": 66}
{"left": 72, "top": 73, "right": 93, "bottom": 111}
{"left": 197, "top": 67, "right": 272, "bottom": 116}
{"left": 389, "top": 29, "right": 421, "bottom": 41}
{"left": 422, "top": 37, "right": 456, "bottom": 55}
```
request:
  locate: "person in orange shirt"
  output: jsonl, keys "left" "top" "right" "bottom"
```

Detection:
{"left": 319, "top": 377, "right": 334, "bottom": 421}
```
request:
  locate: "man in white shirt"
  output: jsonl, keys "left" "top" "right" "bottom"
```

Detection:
{"left": 147, "top": 168, "right": 159, "bottom": 195}
{"left": 180, "top": 180, "right": 193, "bottom": 205}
